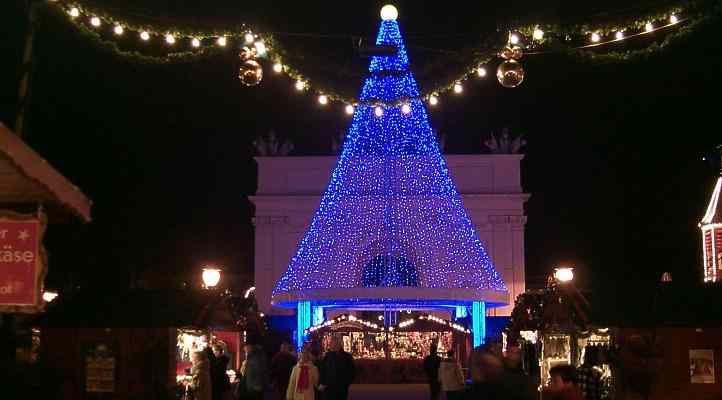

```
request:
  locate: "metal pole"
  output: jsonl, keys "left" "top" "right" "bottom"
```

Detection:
{"left": 14, "top": 0, "right": 40, "bottom": 138}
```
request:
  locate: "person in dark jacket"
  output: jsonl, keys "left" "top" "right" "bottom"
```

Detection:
{"left": 422, "top": 345, "right": 442, "bottom": 400}
{"left": 499, "top": 345, "right": 535, "bottom": 400}
{"left": 239, "top": 344, "right": 268, "bottom": 400}
{"left": 319, "top": 338, "right": 355, "bottom": 400}
{"left": 271, "top": 342, "right": 298, "bottom": 400}
{"left": 207, "top": 344, "right": 231, "bottom": 400}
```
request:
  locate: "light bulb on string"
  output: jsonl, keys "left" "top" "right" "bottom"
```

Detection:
{"left": 318, "top": 95, "right": 328, "bottom": 105}
{"left": 590, "top": 32, "right": 601, "bottom": 43}
{"left": 509, "top": 33, "right": 520, "bottom": 45}
{"left": 217, "top": 36, "right": 227, "bottom": 47}
{"left": 165, "top": 34, "right": 176, "bottom": 44}
{"left": 254, "top": 41, "right": 267, "bottom": 56}
{"left": 374, "top": 106, "right": 383, "bottom": 117}
{"left": 140, "top": 31, "right": 150, "bottom": 41}
{"left": 476, "top": 67, "right": 487, "bottom": 77}
{"left": 429, "top": 95, "right": 438, "bottom": 106}
{"left": 670, "top": 15, "right": 678, "bottom": 24}
{"left": 645, "top": 22, "right": 653, "bottom": 32}
{"left": 615, "top": 31, "right": 624, "bottom": 40}
{"left": 401, "top": 103, "right": 411, "bottom": 114}
{"left": 273, "top": 63, "right": 283, "bottom": 73}
{"left": 380, "top": 4, "right": 398, "bottom": 21}
{"left": 69, "top": 7, "right": 79, "bottom": 17}
{"left": 90, "top": 17, "right": 101, "bottom": 27}
{"left": 453, "top": 83, "right": 463, "bottom": 94}
{"left": 345, "top": 104, "right": 354, "bottom": 115}
{"left": 113, "top": 25, "right": 124, "bottom": 35}
{"left": 533, "top": 28, "right": 544, "bottom": 40}
{"left": 295, "top": 80, "right": 305, "bottom": 91}
{"left": 245, "top": 32, "right": 255, "bottom": 44}
{"left": 191, "top": 38, "right": 201, "bottom": 48}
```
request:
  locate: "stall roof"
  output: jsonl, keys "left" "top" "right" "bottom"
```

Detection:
{"left": 0, "top": 123, "right": 91, "bottom": 222}
{"left": 36, "top": 289, "right": 256, "bottom": 330}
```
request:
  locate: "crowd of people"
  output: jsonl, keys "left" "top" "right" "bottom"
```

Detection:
{"left": 185, "top": 338, "right": 601, "bottom": 400}
{"left": 423, "top": 343, "right": 603, "bottom": 400}
{"left": 186, "top": 338, "right": 355, "bottom": 400}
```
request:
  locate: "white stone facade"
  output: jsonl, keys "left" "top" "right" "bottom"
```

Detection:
{"left": 250, "top": 154, "right": 528, "bottom": 316}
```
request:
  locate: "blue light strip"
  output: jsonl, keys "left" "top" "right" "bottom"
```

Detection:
{"left": 296, "top": 301, "right": 311, "bottom": 350}
{"left": 312, "top": 305, "right": 325, "bottom": 326}
{"left": 472, "top": 301, "right": 486, "bottom": 347}
{"left": 455, "top": 305, "right": 468, "bottom": 319}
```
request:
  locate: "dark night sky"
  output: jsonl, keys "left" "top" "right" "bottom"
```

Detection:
{"left": 1, "top": 1, "right": 720, "bottom": 297}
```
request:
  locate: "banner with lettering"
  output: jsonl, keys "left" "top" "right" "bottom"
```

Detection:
{"left": 0, "top": 217, "right": 43, "bottom": 310}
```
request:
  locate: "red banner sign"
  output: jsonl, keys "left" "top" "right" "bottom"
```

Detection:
{"left": 0, "top": 219, "right": 41, "bottom": 306}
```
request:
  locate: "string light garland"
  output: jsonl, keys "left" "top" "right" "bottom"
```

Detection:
{"left": 305, "top": 314, "right": 470, "bottom": 334}
{"left": 46, "top": 0, "right": 716, "bottom": 109}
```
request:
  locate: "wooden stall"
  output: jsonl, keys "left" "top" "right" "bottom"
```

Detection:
{"left": 308, "top": 313, "right": 470, "bottom": 383}
{"left": 36, "top": 288, "right": 263, "bottom": 399}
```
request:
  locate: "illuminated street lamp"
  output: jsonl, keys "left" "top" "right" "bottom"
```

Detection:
{"left": 553, "top": 267, "right": 574, "bottom": 283}
{"left": 42, "top": 290, "right": 59, "bottom": 302}
{"left": 201, "top": 267, "right": 222, "bottom": 289}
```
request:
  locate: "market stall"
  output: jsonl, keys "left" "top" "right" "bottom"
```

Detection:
{"left": 505, "top": 282, "right": 615, "bottom": 397}
{"left": 307, "top": 313, "right": 470, "bottom": 383}
{"left": 37, "top": 288, "right": 265, "bottom": 400}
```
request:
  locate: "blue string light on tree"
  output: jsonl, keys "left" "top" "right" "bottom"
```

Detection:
{"left": 273, "top": 5, "right": 507, "bottom": 307}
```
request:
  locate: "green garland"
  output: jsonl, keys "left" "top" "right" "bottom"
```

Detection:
{"left": 38, "top": 0, "right": 721, "bottom": 105}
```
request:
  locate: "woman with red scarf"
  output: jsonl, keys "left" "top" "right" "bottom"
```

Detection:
{"left": 286, "top": 351, "right": 320, "bottom": 400}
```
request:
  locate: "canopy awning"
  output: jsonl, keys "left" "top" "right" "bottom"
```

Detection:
{"left": 0, "top": 123, "right": 91, "bottom": 222}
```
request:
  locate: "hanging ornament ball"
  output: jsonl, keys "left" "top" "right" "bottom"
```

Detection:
{"left": 239, "top": 46, "right": 257, "bottom": 61}
{"left": 500, "top": 46, "right": 523, "bottom": 60}
{"left": 238, "top": 60, "right": 263, "bottom": 87}
{"left": 496, "top": 59, "right": 525, "bottom": 88}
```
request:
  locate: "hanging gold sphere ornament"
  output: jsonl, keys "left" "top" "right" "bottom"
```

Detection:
{"left": 238, "top": 60, "right": 263, "bottom": 87}
{"left": 239, "top": 46, "right": 257, "bottom": 61}
{"left": 500, "top": 46, "right": 523, "bottom": 60}
{"left": 496, "top": 59, "right": 525, "bottom": 88}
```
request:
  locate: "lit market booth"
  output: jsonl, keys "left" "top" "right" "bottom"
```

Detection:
{"left": 305, "top": 313, "right": 471, "bottom": 383}
{"left": 38, "top": 289, "right": 265, "bottom": 399}
{"left": 505, "top": 275, "right": 614, "bottom": 397}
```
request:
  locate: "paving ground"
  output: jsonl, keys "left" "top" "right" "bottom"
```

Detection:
{"left": 349, "top": 384, "right": 429, "bottom": 400}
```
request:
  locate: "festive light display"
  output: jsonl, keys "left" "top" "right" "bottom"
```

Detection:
{"left": 472, "top": 301, "right": 486, "bottom": 347}
{"left": 50, "top": 1, "right": 704, "bottom": 108}
{"left": 700, "top": 174, "right": 722, "bottom": 282}
{"left": 418, "top": 315, "right": 470, "bottom": 333}
{"left": 272, "top": 14, "right": 507, "bottom": 310}
{"left": 306, "top": 314, "right": 380, "bottom": 334}
{"left": 297, "top": 301, "right": 311, "bottom": 349}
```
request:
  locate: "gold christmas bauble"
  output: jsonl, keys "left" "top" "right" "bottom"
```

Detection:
{"left": 500, "top": 46, "right": 523, "bottom": 60}
{"left": 239, "top": 60, "right": 263, "bottom": 86}
{"left": 239, "top": 46, "right": 257, "bottom": 61}
{"left": 496, "top": 59, "right": 525, "bottom": 88}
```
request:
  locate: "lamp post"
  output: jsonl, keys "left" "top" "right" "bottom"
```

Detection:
{"left": 553, "top": 267, "right": 575, "bottom": 283}
{"left": 42, "top": 290, "right": 58, "bottom": 302}
{"left": 201, "top": 267, "right": 222, "bottom": 289}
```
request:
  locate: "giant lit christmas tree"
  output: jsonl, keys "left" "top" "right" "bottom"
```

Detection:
{"left": 271, "top": 5, "right": 508, "bottom": 347}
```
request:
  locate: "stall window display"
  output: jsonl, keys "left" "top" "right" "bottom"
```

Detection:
{"left": 312, "top": 314, "right": 466, "bottom": 361}
{"left": 388, "top": 331, "right": 452, "bottom": 359}
{"left": 542, "top": 333, "right": 571, "bottom": 384}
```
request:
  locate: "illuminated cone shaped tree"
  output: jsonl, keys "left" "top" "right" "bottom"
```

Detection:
{"left": 272, "top": 10, "right": 508, "bottom": 312}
